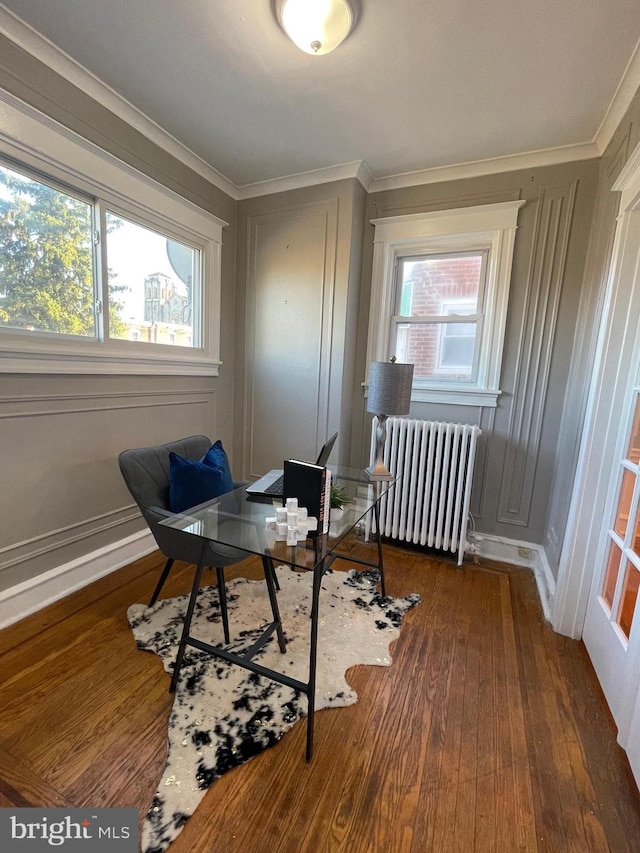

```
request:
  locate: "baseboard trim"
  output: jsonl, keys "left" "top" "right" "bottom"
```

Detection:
{"left": 0, "top": 530, "right": 156, "bottom": 630}
{"left": 0, "top": 528, "right": 556, "bottom": 630}
{"left": 466, "top": 532, "right": 556, "bottom": 622}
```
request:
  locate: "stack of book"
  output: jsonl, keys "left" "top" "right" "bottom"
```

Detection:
{"left": 282, "top": 459, "right": 332, "bottom": 536}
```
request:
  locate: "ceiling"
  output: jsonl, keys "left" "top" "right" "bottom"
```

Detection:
{"left": 1, "top": 0, "right": 639, "bottom": 196}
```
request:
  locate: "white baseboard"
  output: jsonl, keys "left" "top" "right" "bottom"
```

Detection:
{"left": 0, "top": 527, "right": 556, "bottom": 631}
{"left": 466, "top": 532, "right": 556, "bottom": 622}
{"left": 0, "top": 530, "right": 156, "bottom": 630}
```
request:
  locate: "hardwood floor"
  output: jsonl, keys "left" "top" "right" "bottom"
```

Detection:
{"left": 1, "top": 539, "right": 639, "bottom": 852}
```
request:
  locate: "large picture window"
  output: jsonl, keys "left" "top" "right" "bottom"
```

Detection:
{"left": 366, "top": 202, "right": 525, "bottom": 406}
{"left": 0, "top": 90, "right": 225, "bottom": 375}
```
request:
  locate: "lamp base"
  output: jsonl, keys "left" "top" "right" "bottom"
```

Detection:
{"left": 364, "top": 462, "right": 394, "bottom": 482}
{"left": 365, "top": 413, "right": 394, "bottom": 481}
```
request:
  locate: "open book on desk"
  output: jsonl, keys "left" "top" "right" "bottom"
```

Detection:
{"left": 283, "top": 459, "right": 332, "bottom": 535}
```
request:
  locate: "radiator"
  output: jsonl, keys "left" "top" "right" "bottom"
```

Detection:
{"left": 370, "top": 418, "right": 481, "bottom": 565}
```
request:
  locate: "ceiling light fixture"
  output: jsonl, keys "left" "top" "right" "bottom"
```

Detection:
{"left": 278, "top": 0, "right": 353, "bottom": 56}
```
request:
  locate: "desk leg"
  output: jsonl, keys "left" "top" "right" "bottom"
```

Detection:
{"left": 169, "top": 546, "right": 207, "bottom": 694}
{"left": 306, "top": 561, "right": 324, "bottom": 761}
{"left": 373, "top": 499, "right": 386, "bottom": 598}
{"left": 262, "top": 556, "right": 286, "bottom": 653}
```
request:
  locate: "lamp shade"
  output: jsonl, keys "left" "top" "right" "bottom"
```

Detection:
{"left": 367, "top": 360, "right": 414, "bottom": 416}
{"left": 279, "top": 0, "right": 353, "bottom": 55}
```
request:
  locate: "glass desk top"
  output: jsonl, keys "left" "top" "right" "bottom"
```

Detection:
{"left": 159, "top": 465, "right": 395, "bottom": 761}
{"left": 159, "top": 465, "right": 394, "bottom": 571}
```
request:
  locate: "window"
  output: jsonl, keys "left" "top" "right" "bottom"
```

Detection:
{"left": 104, "top": 211, "right": 199, "bottom": 348}
{"left": 0, "top": 90, "right": 226, "bottom": 375}
{"left": 394, "top": 253, "right": 486, "bottom": 381}
{"left": 0, "top": 164, "right": 96, "bottom": 338}
{"left": 366, "top": 202, "right": 525, "bottom": 406}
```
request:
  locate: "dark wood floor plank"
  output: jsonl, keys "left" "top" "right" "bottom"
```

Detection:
{"left": 509, "top": 562, "right": 573, "bottom": 852}
{"left": 553, "top": 633, "right": 640, "bottom": 852}
{"left": 427, "top": 565, "right": 478, "bottom": 852}
{"left": 409, "top": 563, "right": 468, "bottom": 852}
{"left": 0, "top": 746, "right": 73, "bottom": 808}
{"left": 495, "top": 568, "right": 538, "bottom": 851}
{"left": 352, "top": 561, "right": 463, "bottom": 853}
{"left": 471, "top": 571, "right": 502, "bottom": 853}
{"left": 538, "top": 621, "right": 612, "bottom": 851}
{"left": 378, "top": 561, "right": 467, "bottom": 852}
{"left": 447, "top": 578, "right": 478, "bottom": 848}
{"left": 533, "top": 631, "right": 590, "bottom": 851}
{"left": 487, "top": 568, "right": 512, "bottom": 853}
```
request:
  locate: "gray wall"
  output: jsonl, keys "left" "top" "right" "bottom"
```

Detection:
{"left": 1, "top": 24, "right": 635, "bottom": 598}
{"left": 235, "top": 180, "right": 366, "bottom": 476}
{"left": 234, "top": 161, "right": 600, "bottom": 556}
{"left": 351, "top": 162, "right": 599, "bottom": 551}
{"left": 0, "top": 37, "right": 239, "bottom": 594}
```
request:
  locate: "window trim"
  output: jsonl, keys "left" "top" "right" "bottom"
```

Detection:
{"left": 0, "top": 89, "right": 227, "bottom": 375}
{"left": 365, "top": 201, "right": 525, "bottom": 407}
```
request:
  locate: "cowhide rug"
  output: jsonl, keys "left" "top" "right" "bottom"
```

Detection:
{"left": 127, "top": 566, "right": 421, "bottom": 853}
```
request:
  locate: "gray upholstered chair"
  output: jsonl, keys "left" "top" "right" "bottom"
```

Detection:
{"left": 118, "top": 435, "right": 250, "bottom": 644}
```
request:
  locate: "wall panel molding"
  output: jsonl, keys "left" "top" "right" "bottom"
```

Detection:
{"left": 0, "top": 388, "right": 213, "bottom": 418}
{"left": 0, "top": 504, "right": 140, "bottom": 573}
{"left": 498, "top": 180, "right": 578, "bottom": 525}
{"left": 242, "top": 199, "right": 338, "bottom": 479}
{"left": 469, "top": 406, "right": 496, "bottom": 522}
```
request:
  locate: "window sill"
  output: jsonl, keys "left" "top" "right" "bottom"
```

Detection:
{"left": 412, "top": 386, "right": 501, "bottom": 407}
{"left": 363, "top": 381, "right": 501, "bottom": 407}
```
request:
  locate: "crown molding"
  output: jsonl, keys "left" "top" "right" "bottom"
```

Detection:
{"left": 355, "top": 158, "right": 375, "bottom": 191}
{"left": 594, "top": 36, "right": 640, "bottom": 155}
{"left": 367, "top": 142, "right": 600, "bottom": 193}
{"left": 0, "top": 5, "right": 238, "bottom": 199}
{"left": 236, "top": 159, "right": 373, "bottom": 199}
{"left": 0, "top": 4, "right": 637, "bottom": 202}
{"left": 0, "top": 88, "right": 228, "bottom": 231}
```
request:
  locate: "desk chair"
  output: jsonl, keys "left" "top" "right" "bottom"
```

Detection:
{"left": 119, "top": 435, "right": 271, "bottom": 645}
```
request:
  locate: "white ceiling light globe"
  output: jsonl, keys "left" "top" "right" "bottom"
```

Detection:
{"left": 279, "top": 0, "right": 353, "bottom": 56}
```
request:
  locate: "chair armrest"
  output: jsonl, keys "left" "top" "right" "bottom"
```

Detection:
{"left": 147, "top": 505, "right": 174, "bottom": 519}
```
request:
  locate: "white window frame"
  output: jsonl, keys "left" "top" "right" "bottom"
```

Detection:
{"left": 0, "top": 89, "right": 227, "bottom": 375}
{"left": 365, "top": 201, "right": 525, "bottom": 407}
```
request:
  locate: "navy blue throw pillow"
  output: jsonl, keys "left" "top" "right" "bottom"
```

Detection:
{"left": 168, "top": 441, "right": 235, "bottom": 513}
{"left": 202, "top": 439, "right": 234, "bottom": 489}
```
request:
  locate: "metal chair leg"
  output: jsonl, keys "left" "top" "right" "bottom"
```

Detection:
{"left": 216, "top": 566, "right": 231, "bottom": 644}
{"left": 149, "top": 557, "right": 174, "bottom": 607}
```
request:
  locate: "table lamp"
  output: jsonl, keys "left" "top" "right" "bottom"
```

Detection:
{"left": 365, "top": 357, "right": 414, "bottom": 480}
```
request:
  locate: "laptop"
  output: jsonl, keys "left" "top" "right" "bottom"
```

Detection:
{"left": 246, "top": 432, "right": 338, "bottom": 498}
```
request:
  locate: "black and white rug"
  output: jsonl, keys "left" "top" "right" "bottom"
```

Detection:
{"left": 127, "top": 566, "right": 421, "bottom": 853}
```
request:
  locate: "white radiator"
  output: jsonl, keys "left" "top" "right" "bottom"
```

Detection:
{"left": 370, "top": 418, "right": 481, "bottom": 565}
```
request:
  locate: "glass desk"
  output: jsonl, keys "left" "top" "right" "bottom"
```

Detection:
{"left": 159, "top": 466, "right": 394, "bottom": 760}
